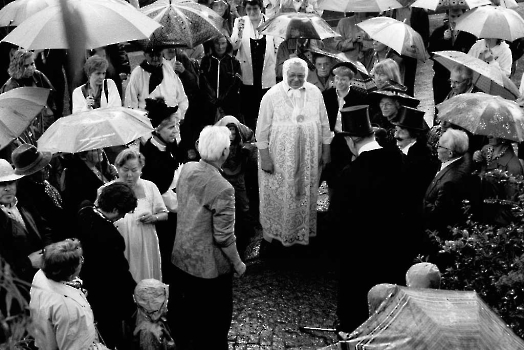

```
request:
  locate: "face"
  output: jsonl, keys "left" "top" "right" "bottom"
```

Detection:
{"left": 394, "top": 126, "right": 413, "bottom": 149}
{"left": 145, "top": 51, "right": 162, "bottom": 67}
{"left": 93, "top": 47, "right": 107, "bottom": 59}
{"left": 28, "top": 168, "right": 48, "bottom": 183}
{"left": 0, "top": 180, "right": 17, "bottom": 206}
{"left": 22, "top": 55, "right": 36, "bottom": 78}
{"left": 214, "top": 37, "right": 228, "bottom": 57}
{"left": 157, "top": 115, "right": 178, "bottom": 144}
{"left": 245, "top": 4, "right": 261, "bottom": 21}
{"left": 89, "top": 69, "right": 106, "bottom": 86}
{"left": 287, "top": 64, "right": 306, "bottom": 89}
{"left": 449, "top": 70, "right": 470, "bottom": 95}
{"left": 315, "top": 57, "right": 331, "bottom": 78}
{"left": 373, "top": 40, "right": 387, "bottom": 53}
{"left": 334, "top": 74, "right": 351, "bottom": 92}
{"left": 162, "top": 48, "right": 177, "bottom": 60}
{"left": 83, "top": 149, "right": 103, "bottom": 165}
{"left": 448, "top": 9, "right": 463, "bottom": 27}
{"left": 212, "top": 0, "right": 227, "bottom": 16}
{"left": 228, "top": 126, "right": 237, "bottom": 141}
{"left": 488, "top": 136, "right": 502, "bottom": 146}
{"left": 437, "top": 136, "right": 454, "bottom": 162}
{"left": 118, "top": 158, "right": 142, "bottom": 187}
{"left": 373, "top": 71, "right": 389, "bottom": 89}
{"left": 379, "top": 97, "right": 398, "bottom": 118}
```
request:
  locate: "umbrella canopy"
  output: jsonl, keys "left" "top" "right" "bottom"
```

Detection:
{"left": 497, "top": 0, "right": 519, "bottom": 9}
{"left": 1, "top": 0, "right": 161, "bottom": 50}
{"left": 140, "top": 0, "right": 223, "bottom": 49}
{"left": 332, "top": 286, "right": 524, "bottom": 350}
{"left": 357, "top": 17, "right": 427, "bottom": 61}
{"left": 37, "top": 107, "right": 154, "bottom": 154}
{"left": 309, "top": 46, "right": 370, "bottom": 77}
{"left": 437, "top": 93, "right": 524, "bottom": 142}
{"left": 410, "top": 0, "right": 491, "bottom": 12}
{"left": 0, "top": 0, "right": 58, "bottom": 27}
{"left": 318, "top": 0, "right": 403, "bottom": 13}
{"left": 0, "top": 87, "right": 50, "bottom": 151}
{"left": 455, "top": 5, "right": 524, "bottom": 41}
{"left": 257, "top": 12, "right": 340, "bottom": 40}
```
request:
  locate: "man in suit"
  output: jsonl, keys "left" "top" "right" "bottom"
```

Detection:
{"left": 328, "top": 105, "right": 413, "bottom": 334}
{"left": 423, "top": 128, "right": 473, "bottom": 238}
{"left": 322, "top": 62, "right": 369, "bottom": 193}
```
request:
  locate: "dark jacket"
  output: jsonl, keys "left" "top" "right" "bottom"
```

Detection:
{"left": 140, "top": 136, "right": 179, "bottom": 194}
{"left": 422, "top": 156, "right": 473, "bottom": 236}
{"left": 322, "top": 87, "right": 369, "bottom": 131}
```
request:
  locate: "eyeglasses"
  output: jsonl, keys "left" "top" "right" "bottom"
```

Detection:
{"left": 379, "top": 102, "right": 396, "bottom": 108}
{"left": 437, "top": 144, "right": 452, "bottom": 152}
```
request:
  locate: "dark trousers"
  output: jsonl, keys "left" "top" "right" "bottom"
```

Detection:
{"left": 171, "top": 267, "right": 233, "bottom": 350}
{"left": 240, "top": 84, "right": 268, "bottom": 132}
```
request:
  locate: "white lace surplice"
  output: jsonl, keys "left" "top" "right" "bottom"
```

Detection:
{"left": 256, "top": 82, "right": 331, "bottom": 246}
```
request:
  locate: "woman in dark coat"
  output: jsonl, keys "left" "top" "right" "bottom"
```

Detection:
{"left": 200, "top": 35, "right": 242, "bottom": 124}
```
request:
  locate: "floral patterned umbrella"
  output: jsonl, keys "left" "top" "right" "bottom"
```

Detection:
{"left": 140, "top": 0, "right": 223, "bottom": 48}
{"left": 437, "top": 93, "right": 524, "bottom": 142}
{"left": 257, "top": 12, "right": 340, "bottom": 40}
{"left": 410, "top": 0, "right": 491, "bottom": 13}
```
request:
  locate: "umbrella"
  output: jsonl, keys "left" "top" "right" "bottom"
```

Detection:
{"left": 328, "top": 286, "right": 524, "bottom": 350}
{"left": 257, "top": 12, "right": 340, "bottom": 40}
{"left": 309, "top": 46, "right": 370, "bottom": 77}
{"left": 410, "top": 0, "right": 491, "bottom": 12}
{"left": 140, "top": 0, "right": 223, "bottom": 49}
{"left": 0, "top": 87, "right": 50, "bottom": 151}
{"left": 0, "top": 0, "right": 58, "bottom": 27}
{"left": 433, "top": 50, "right": 519, "bottom": 100}
{"left": 437, "top": 93, "right": 524, "bottom": 142}
{"left": 37, "top": 107, "right": 154, "bottom": 154}
{"left": 455, "top": 5, "right": 524, "bottom": 41}
{"left": 357, "top": 17, "right": 427, "bottom": 61}
{"left": 496, "top": 0, "right": 519, "bottom": 9}
{"left": 1, "top": 0, "right": 161, "bottom": 50}
{"left": 318, "top": 0, "right": 403, "bottom": 13}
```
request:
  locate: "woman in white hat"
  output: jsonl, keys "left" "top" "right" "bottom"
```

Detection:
{"left": 0, "top": 159, "right": 50, "bottom": 283}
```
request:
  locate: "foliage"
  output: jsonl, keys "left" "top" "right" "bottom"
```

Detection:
{"left": 0, "top": 257, "right": 33, "bottom": 350}
{"left": 430, "top": 169, "right": 524, "bottom": 338}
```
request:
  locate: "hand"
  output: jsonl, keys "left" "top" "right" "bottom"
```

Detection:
{"left": 237, "top": 18, "right": 245, "bottom": 39}
{"left": 260, "top": 155, "right": 274, "bottom": 174}
{"left": 174, "top": 61, "right": 185, "bottom": 74}
{"left": 119, "top": 73, "right": 128, "bottom": 81}
{"left": 29, "top": 250, "right": 43, "bottom": 269}
{"left": 86, "top": 95, "right": 95, "bottom": 108}
{"left": 473, "top": 150, "right": 484, "bottom": 163}
{"left": 233, "top": 261, "right": 246, "bottom": 277}
{"left": 138, "top": 213, "right": 157, "bottom": 224}
{"left": 443, "top": 29, "right": 452, "bottom": 40}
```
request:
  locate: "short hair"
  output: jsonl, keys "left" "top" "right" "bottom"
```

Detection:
{"left": 242, "top": 0, "right": 263, "bottom": 8}
{"left": 197, "top": 125, "right": 231, "bottom": 162}
{"left": 332, "top": 66, "right": 355, "bottom": 79}
{"left": 312, "top": 54, "right": 331, "bottom": 65}
{"left": 440, "top": 129, "right": 469, "bottom": 156}
{"left": 450, "top": 64, "right": 473, "bottom": 81}
{"left": 84, "top": 55, "right": 109, "bottom": 78}
{"left": 283, "top": 57, "right": 309, "bottom": 81}
{"left": 42, "top": 239, "right": 83, "bottom": 282}
{"left": 372, "top": 58, "right": 402, "bottom": 83}
{"left": 97, "top": 182, "right": 137, "bottom": 214}
{"left": 8, "top": 50, "right": 33, "bottom": 79}
{"left": 115, "top": 148, "right": 145, "bottom": 169}
{"left": 211, "top": 35, "right": 233, "bottom": 56}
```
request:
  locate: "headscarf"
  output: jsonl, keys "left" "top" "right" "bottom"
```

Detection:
{"left": 133, "top": 279, "right": 170, "bottom": 344}
{"left": 405, "top": 262, "right": 441, "bottom": 289}
{"left": 282, "top": 57, "right": 309, "bottom": 93}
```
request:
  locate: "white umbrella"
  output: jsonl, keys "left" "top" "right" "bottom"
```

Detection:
{"left": 1, "top": 0, "right": 161, "bottom": 50}
{"left": 0, "top": 0, "right": 58, "bottom": 27}
{"left": 410, "top": 0, "right": 491, "bottom": 12}
{"left": 455, "top": 5, "right": 524, "bottom": 41}
{"left": 496, "top": 0, "right": 519, "bottom": 9}
{"left": 318, "top": 0, "right": 403, "bottom": 13}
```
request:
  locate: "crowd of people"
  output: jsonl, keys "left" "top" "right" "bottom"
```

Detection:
{"left": 1, "top": 0, "right": 524, "bottom": 348}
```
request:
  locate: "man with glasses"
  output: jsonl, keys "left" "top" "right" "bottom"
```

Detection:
{"left": 444, "top": 64, "right": 476, "bottom": 100}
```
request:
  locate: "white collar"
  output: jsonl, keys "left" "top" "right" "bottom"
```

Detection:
{"left": 0, "top": 197, "right": 17, "bottom": 209}
{"left": 400, "top": 140, "right": 417, "bottom": 155}
{"left": 440, "top": 156, "right": 462, "bottom": 171}
{"left": 358, "top": 140, "right": 382, "bottom": 155}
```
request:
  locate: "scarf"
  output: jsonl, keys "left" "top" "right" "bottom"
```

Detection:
{"left": 140, "top": 60, "right": 164, "bottom": 94}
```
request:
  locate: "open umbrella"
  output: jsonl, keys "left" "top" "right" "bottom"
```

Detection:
{"left": 323, "top": 286, "right": 524, "bottom": 350}
{"left": 410, "top": 0, "right": 491, "bottom": 12}
{"left": 497, "top": 0, "right": 519, "bottom": 9}
{"left": 309, "top": 46, "right": 370, "bottom": 77}
{"left": 0, "top": 87, "right": 50, "bottom": 150}
{"left": 37, "top": 107, "right": 153, "bottom": 154}
{"left": 437, "top": 93, "right": 524, "bottom": 142}
{"left": 455, "top": 5, "right": 524, "bottom": 41}
{"left": 1, "top": 0, "right": 161, "bottom": 50}
{"left": 257, "top": 12, "right": 340, "bottom": 40}
{"left": 0, "top": 0, "right": 58, "bottom": 27}
{"left": 140, "top": 0, "right": 223, "bottom": 48}
{"left": 318, "top": 0, "right": 403, "bottom": 13}
{"left": 357, "top": 16, "right": 427, "bottom": 61}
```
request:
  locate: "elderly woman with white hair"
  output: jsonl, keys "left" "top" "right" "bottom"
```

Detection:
{"left": 256, "top": 57, "right": 331, "bottom": 248}
{"left": 171, "top": 125, "right": 246, "bottom": 350}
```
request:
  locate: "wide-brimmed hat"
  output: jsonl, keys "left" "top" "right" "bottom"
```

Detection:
{"left": 392, "top": 106, "right": 428, "bottom": 131}
{"left": 0, "top": 159, "right": 24, "bottom": 182}
{"left": 12, "top": 144, "right": 52, "bottom": 176}
{"left": 330, "top": 61, "right": 358, "bottom": 77}
{"left": 340, "top": 105, "right": 374, "bottom": 137}
{"left": 370, "top": 82, "right": 420, "bottom": 108}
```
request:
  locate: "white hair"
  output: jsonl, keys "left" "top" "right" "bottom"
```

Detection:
{"left": 197, "top": 125, "right": 231, "bottom": 162}
{"left": 283, "top": 57, "right": 309, "bottom": 81}
{"left": 440, "top": 129, "right": 469, "bottom": 155}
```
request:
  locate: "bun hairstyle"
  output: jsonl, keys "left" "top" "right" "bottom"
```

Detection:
{"left": 145, "top": 97, "right": 179, "bottom": 129}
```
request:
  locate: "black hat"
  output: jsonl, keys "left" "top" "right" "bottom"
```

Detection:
{"left": 330, "top": 61, "right": 358, "bottom": 77}
{"left": 340, "top": 105, "right": 373, "bottom": 137}
{"left": 12, "top": 144, "right": 52, "bottom": 176}
{"left": 145, "top": 97, "right": 179, "bottom": 128}
{"left": 369, "top": 81, "right": 420, "bottom": 108}
{"left": 392, "top": 106, "right": 428, "bottom": 131}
